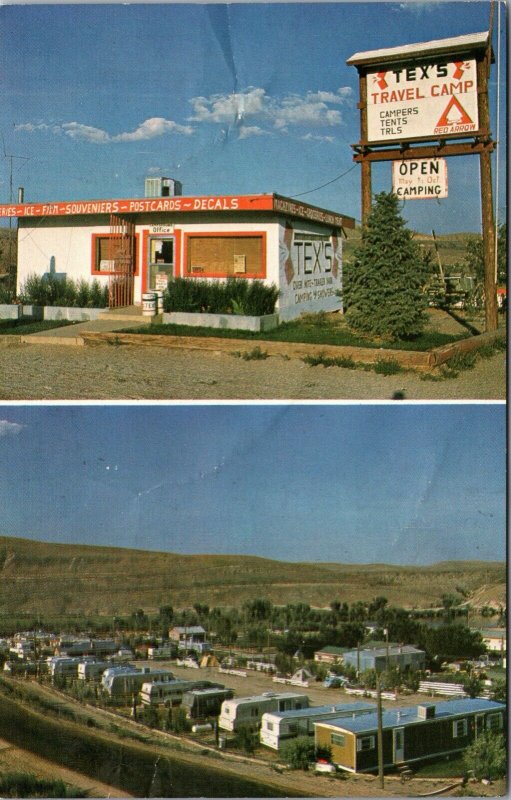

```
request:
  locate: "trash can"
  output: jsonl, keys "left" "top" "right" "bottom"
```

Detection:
{"left": 142, "top": 292, "right": 156, "bottom": 316}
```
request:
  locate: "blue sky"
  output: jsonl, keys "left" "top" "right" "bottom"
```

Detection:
{"left": 0, "top": 1, "right": 506, "bottom": 233}
{"left": 0, "top": 404, "right": 505, "bottom": 565}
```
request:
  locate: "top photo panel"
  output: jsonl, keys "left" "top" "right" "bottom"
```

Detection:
{"left": 0, "top": 1, "right": 506, "bottom": 401}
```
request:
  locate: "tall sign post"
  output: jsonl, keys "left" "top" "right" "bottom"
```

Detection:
{"left": 347, "top": 32, "right": 497, "bottom": 332}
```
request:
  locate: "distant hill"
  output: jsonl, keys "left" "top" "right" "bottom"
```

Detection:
{"left": 0, "top": 535, "right": 505, "bottom": 617}
{"left": 344, "top": 227, "right": 477, "bottom": 271}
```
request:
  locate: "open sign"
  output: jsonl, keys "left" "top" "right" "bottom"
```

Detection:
{"left": 392, "top": 158, "right": 448, "bottom": 199}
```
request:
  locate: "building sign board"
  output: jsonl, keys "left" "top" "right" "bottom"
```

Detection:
{"left": 279, "top": 225, "right": 342, "bottom": 317}
{"left": 392, "top": 158, "right": 448, "bottom": 199}
{"left": 0, "top": 193, "right": 354, "bottom": 229}
{"left": 367, "top": 59, "right": 479, "bottom": 143}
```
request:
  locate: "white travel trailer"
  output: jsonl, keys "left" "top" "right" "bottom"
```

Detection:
{"left": 48, "top": 656, "right": 87, "bottom": 678}
{"left": 77, "top": 659, "right": 110, "bottom": 680}
{"left": 101, "top": 665, "right": 173, "bottom": 697}
{"left": 260, "top": 701, "right": 377, "bottom": 750}
{"left": 140, "top": 678, "right": 222, "bottom": 707}
{"left": 218, "top": 691, "right": 309, "bottom": 732}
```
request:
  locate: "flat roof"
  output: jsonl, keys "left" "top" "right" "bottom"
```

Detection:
{"left": 344, "top": 645, "right": 424, "bottom": 658}
{"left": 0, "top": 192, "right": 355, "bottom": 229}
{"left": 224, "top": 691, "right": 307, "bottom": 706}
{"left": 264, "top": 702, "right": 375, "bottom": 721}
{"left": 347, "top": 31, "right": 489, "bottom": 67}
{"left": 315, "top": 699, "right": 505, "bottom": 735}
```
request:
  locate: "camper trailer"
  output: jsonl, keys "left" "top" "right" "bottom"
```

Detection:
{"left": 48, "top": 656, "right": 88, "bottom": 678}
{"left": 140, "top": 678, "right": 223, "bottom": 707}
{"left": 260, "top": 701, "right": 376, "bottom": 750}
{"left": 182, "top": 687, "right": 234, "bottom": 720}
{"left": 77, "top": 659, "right": 110, "bottom": 680}
{"left": 218, "top": 691, "right": 309, "bottom": 732}
{"left": 101, "top": 665, "right": 173, "bottom": 697}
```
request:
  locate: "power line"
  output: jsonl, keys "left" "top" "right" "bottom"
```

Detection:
{"left": 290, "top": 163, "right": 358, "bottom": 199}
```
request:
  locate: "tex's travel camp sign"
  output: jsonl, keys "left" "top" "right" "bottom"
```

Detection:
{"left": 392, "top": 158, "right": 448, "bottom": 200}
{"left": 367, "top": 59, "right": 479, "bottom": 144}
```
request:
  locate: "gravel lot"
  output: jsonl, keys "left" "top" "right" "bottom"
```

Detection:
{"left": 0, "top": 340, "right": 506, "bottom": 400}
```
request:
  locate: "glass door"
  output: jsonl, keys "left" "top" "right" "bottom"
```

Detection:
{"left": 147, "top": 236, "right": 175, "bottom": 291}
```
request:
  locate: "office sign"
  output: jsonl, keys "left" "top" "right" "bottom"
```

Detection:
{"left": 367, "top": 59, "right": 479, "bottom": 143}
{"left": 392, "top": 158, "right": 448, "bottom": 199}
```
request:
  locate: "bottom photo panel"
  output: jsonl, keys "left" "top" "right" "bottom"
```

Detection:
{"left": 0, "top": 402, "right": 506, "bottom": 798}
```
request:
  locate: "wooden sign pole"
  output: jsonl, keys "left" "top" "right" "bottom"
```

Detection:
{"left": 477, "top": 58, "right": 497, "bottom": 332}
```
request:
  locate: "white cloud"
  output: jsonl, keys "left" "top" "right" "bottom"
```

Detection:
{"left": 17, "top": 117, "right": 194, "bottom": 145}
{"left": 189, "top": 85, "right": 352, "bottom": 136}
{"left": 0, "top": 420, "right": 25, "bottom": 437}
{"left": 112, "top": 117, "right": 194, "bottom": 142}
{"left": 15, "top": 122, "right": 60, "bottom": 134}
{"left": 238, "top": 125, "right": 270, "bottom": 140}
{"left": 62, "top": 122, "right": 111, "bottom": 144}
{"left": 302, "top": 133, "right": 336, "bottom": 143}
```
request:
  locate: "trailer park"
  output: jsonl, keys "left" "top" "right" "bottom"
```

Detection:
{"left": 0, "top": 616, "right": 506, "bottom": 793}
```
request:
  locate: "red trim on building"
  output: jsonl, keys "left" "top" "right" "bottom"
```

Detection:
{"left": 6, "top": 193, "right": 354, "bottom": 230}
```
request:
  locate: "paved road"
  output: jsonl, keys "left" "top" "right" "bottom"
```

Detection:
{"left": 0, "top": 340, "right": 506, "bottom": 400}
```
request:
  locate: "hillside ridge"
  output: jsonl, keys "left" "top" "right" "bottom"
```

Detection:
{"left": 0, "top": 534, "right": 505, "bottom": 616}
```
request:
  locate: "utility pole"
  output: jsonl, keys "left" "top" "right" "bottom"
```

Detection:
{"left": 376, "top": 674, "right": 384, "bottom": 790}
{"left": 2, "top": 136, "right": 30, "bottom": 283}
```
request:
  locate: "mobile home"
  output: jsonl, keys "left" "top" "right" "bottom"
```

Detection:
{"left": 218, "top": 692, "right": 309, "bottom": 732}
{"left": 314, "top": 699, "right": 506, "bottom": 773}
{"left": 260, "top": 701, "right": 376, "bottom": 750}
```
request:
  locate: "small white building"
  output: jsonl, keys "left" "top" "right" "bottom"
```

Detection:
{"left": 2, "top": 188, "right": 355, "bottom": 321}
{"left": 218, "top": 691, "right": 309, "bottom": 732}
{"left": 260, "top": 701, "right": 376, "bottom": 750}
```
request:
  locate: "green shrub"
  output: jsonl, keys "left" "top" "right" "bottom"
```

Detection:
{"left": 281, "top": 736, "right": 316, "bottom": 770}
{"left": 19, "top": 274, "right": 109, "bottom": 308}
{"left": 164, "top": 277, "right": 279, "bottom": 315}
{"left": 463, "top": 732, "right": 506, "bottom": 781}
{"left": 233, "top": 723, "right": 257, "bottom": 754}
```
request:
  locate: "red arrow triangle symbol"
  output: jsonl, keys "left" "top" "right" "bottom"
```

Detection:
{"left": 436, "top": 96, "right": 473, "bottom": 127}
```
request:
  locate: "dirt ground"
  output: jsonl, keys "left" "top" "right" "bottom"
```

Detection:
{"left": 0, "top": 307, "right": 506, "bottom": 400}
{"left": 0, "top": 339, "right": 506, "bottom": 400}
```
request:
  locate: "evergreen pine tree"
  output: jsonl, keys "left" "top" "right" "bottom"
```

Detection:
{"left": 344, "top": 192, "right": 429, "bottom": 339}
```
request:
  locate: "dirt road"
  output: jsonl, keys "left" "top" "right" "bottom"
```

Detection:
{"left": 0, "top": 340, "right": 505, "bottom": 400}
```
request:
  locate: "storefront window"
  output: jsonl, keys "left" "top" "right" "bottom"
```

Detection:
{"left": 185, "top": 233, "right": 265, "bottom": 278}
{"left": 92, "top": 234, "right": 138, "bottom": 275}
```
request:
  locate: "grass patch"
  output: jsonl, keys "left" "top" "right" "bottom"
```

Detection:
{"left": 0, "top": 771, "right": 88, "bottom": 798}
{"left": 422, "top": 337, "right": 506, "bottom": 381}
{"left": 120, "top": 314, "right": 469, "bottom": 351}
{"left": 303, "top": 353, "right": 357, "bottom": 369}
{"left": 413, "top": 754, "right": 466, "bottom": 778}
{"left": 232, "top": 346, "right": 269, "bottom": 361}
{"left": 0, "top": 319, "right": 76, "bottom": 335}
{"left": 372, "top": 358, "right": 404, "bottom": 375}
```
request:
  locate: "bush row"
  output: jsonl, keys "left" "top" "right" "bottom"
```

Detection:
{"left": 18, "top": 274, "right": 109, "bottom": 308}
{"left": 164, "top": 277, "right": 279, "bottom": 316}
